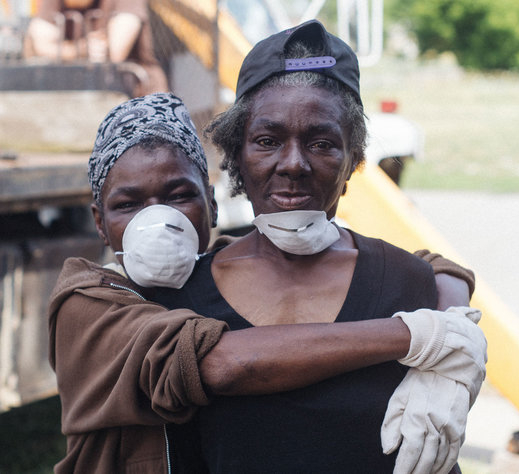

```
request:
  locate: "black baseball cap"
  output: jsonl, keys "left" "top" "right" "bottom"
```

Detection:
{"left": 235, "top": 19, "right": 362, "bottom": 106}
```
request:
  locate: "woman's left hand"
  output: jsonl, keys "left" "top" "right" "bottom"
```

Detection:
{"left": 381, "top": 368, "right": 469, "bottom": 474}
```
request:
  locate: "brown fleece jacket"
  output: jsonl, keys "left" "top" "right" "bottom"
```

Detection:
{"left": 48, "top": 257, "right": 227, "bottom": 473}
{"left": 414, "top": 249, "right": 475, "bottom": 296}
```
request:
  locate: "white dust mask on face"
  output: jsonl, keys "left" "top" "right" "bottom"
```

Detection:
{"left": 115, "top": 204, "right": 199, "bottom": 288}
{"left": 252, "top": 210, "right": 340, "bottom": 255}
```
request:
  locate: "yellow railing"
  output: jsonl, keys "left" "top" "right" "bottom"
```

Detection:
{"left": 339, "top": 164, "right": 519, "bottom": 409}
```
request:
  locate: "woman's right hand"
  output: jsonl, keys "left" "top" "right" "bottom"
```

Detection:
{"left": 392, "top": 306, "right": 487, "bottom": 406}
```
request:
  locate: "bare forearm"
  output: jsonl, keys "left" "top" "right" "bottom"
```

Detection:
{"left": 435, "top": 273, "right": 470, "bottom": 310}
{"left": 200, "top": 318, "right": 410, "bottom": 396}
{"left": 200, "top": 274, "right": 470, "bottom": 397}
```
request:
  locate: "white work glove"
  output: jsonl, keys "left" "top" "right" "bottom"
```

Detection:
{"left": 393, "top": 306, "right": 487, "bottom": 405}
{"left": 381, "top": 369, "right": 469, "bottom": 474}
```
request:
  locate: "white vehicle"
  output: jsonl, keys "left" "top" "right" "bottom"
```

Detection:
{"left": 365, "top": 100, "right": 424, "bottom": 184}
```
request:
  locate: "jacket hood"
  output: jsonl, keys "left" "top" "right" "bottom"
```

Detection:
{"left": 47, "top": 257, "right": 143, "bottom": 369}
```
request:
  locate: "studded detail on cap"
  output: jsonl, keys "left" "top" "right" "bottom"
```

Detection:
{"left": 285, "top": 56, "right": 336, "bottom": 71}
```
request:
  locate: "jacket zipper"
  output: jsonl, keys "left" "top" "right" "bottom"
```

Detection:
{"left": 110, "top": 282, "right": 170, "bottom": 471}
{"left": 164, "top": 424, "right": 172, "bottom": 474}
{"left": 109, "top": 282, "right": 146, "bottom": 300}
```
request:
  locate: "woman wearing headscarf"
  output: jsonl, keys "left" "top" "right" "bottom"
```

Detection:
{"left": 48, "top": 93, "right": 483, "bottom": 473}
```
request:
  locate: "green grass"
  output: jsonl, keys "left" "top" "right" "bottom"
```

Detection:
{"left": 0, "top": 397, "right": 65, "bottom": 473}
{"left": 361, "top": 55, "right": 519, "bottom": 192}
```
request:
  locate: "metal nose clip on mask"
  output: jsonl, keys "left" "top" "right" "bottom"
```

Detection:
{"left": 252, "top": 210, "right": 340, "bottom": 255}
{"left": 116, "top": 205, "right": 199, "bottom": 288}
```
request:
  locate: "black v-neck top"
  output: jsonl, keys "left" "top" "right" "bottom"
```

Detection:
{"left": 153, "top": 231, "right": 437, "bottom": 473}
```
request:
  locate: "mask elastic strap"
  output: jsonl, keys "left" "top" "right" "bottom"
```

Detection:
{"left": 267, "top": 222, "right": 314, "bottom": 233}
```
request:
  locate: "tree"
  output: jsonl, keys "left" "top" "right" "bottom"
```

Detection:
{"left": 385, "top": 0, "right": 519, "bottom": 70}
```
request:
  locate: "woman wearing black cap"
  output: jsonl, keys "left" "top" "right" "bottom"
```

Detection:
{"left": 153, "top": 21, "right": 485, "bottom": 473}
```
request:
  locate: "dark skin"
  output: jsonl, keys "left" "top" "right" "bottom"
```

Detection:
{"left": 238, "top": 87, "right": 353, "bottom": 219}
{"left": 436, "top": 273, "right": 470, "bottom": 311}
{"left": 92, "top": 144, "right": 217, "bottom": 258}
{"left": 213, "top": 87, "right": 358, "bottom": 325}
{"left": 92, "top": 140, "right": 469, "bottom": 397}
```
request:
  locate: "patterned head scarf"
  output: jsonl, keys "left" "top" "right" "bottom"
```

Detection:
{"left": 88, "top": 93, "right": 208, "bottom": 204}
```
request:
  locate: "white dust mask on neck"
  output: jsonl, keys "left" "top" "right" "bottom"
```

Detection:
{"left": 252, "top": 210, "right": 340, "bottom": 255}
{"left": 115, "top": 204, "right": 199, "bottom": 288}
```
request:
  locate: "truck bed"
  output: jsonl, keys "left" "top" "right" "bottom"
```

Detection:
{"left": 0, "top": 152, "right": 90, "bottom": 214}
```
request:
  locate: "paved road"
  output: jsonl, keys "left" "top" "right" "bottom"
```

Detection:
{"left": 404, "top": 190, "right": 519, "bottom": 313}
{"left": 405, "top": 190, "right": 519, "bottom": 473}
